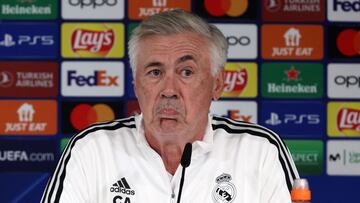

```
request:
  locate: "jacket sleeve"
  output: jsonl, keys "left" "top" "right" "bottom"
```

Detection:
{"left": 259, "top": 143, "right": 296, "bottom": 203}
{"left": 40, "top": 137, "right": 90, "bottom": 203}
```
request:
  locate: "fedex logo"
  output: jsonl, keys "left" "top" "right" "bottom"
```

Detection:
{"left": 333, "top": 0, "right": 360, "bottom": 12}
{"left": 210, "top": 101, "right": 257, "bottom": 123}
{"left": 67, "top": 70, "right": 118, "bottom": 86}
{"left": 226, "top": 110, "right": 252, "bottom": 122}
{"left": 61, "top": 61, "right": 124, "bottom": 97}
{"left": 328, "top": 0, "right": 360, "bottom": 21}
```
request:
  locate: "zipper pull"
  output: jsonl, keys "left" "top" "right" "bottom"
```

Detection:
{"left": 171, "top": 192, "right": 175, "bottom": 203}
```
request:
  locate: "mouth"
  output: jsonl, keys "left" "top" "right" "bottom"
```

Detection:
{"left": 158, "top": 108, "right": 179, "bottom": 117}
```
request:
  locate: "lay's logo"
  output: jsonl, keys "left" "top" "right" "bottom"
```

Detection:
{"left": 71, "top": 28, "right": 114, "bottom": 55}
{"left": 221, "top": 62, "right": 257, "bottom": 98}
{"left": 337, "top": 108, "right": 360, "bottom": 132}
{"left": 328, "top": 102, "right": 360, "bottom": 137}
{"left": 62, "top": 23, "right": 124, "bottom": 58}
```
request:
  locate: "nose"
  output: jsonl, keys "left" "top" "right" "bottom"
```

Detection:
{"left": 160, "top": 73, "right": 179, "bottom": 99}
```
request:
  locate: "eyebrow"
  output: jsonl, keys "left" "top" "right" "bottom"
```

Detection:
{"left": 176, "top": 55, "right": 195, "bottom": 64}
{"left": 143, "top": 55, "right": 196, "bottom": 68}
{"left": 144, "top": 61, "right": 162, "bottom": 68}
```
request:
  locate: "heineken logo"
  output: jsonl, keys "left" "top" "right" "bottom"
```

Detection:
{"left": 261, "top": 63, "right": 323, "bottom": 98}
{"left": 0, "top": 0, "right": 57, "bottom": 20}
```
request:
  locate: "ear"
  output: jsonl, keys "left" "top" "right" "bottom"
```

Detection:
{"left": 212, "top": 69, "right": 224, "bottom": 101}
{"left": 133, "top": 75, "right": 139, "bottom": 98}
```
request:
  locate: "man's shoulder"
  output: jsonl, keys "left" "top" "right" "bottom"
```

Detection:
{"left": 210, "top": 115, "right": 286, "bottom": 147}
{"left": 211, "top": 115, "right": 277, "bottom": 138}
{"left": 66, "top": 116, "right": 137, "bottom": 150}
{"left": 79, "top": 116, "right": 137, "bottom": 137}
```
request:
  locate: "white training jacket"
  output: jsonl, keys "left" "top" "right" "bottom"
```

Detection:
{"left": 41, "top": 114, "right": 299, "bottom": 203}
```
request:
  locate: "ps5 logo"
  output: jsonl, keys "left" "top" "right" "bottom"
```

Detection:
{"left": 0, "top": 33, "right": 54, "bottom": 47}
{"left": 265, "top": 112, "right": 320, "bottom": 126}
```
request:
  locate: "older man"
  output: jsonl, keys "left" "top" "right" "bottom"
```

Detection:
{"left": 41, "top": 9, "right": 299, "bottom": 203}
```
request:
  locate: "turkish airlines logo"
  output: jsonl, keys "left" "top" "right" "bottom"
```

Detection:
{"left": 0, "top": 100, "right": 57, "bottom": 135}
{"left": 263, "top": 0, "right": 324, "bottom": 22}
{"left": 0, "top": 71, "right": 13, "bottom": 87}
{"left": 0, "top": 61, "right": 58, "bottom": 97}
{"left": 265, "top": 0, "right": 282, "bottom": 12}
{"left": 262, "top": 25, "right": 323, "bottom": 59}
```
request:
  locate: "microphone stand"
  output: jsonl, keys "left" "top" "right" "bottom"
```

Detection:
{"left": 176, "top": 143, "right": 192, "bottom": 203}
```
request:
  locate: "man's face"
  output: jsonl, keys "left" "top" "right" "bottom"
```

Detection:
{"left": 134, "top": 32, "right": 223, "bottom": 143}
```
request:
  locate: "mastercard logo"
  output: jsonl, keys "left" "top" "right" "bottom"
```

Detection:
{"left": 204, "top": 0, "right": 248, "bottom": 17}
{"left": 70, "top": 103, "right": 115, "bottom": 131}
{"left": 336, "top": 29, "right": 360, "bottom": 57}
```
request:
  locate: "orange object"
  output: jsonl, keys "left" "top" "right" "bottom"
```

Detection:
{"left": 291, "top": 188, "right": 311, "bottom": 201}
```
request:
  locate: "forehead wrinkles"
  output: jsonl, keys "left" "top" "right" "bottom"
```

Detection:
{"left": 139, "top": 34, "right": 209, "bottom": 62}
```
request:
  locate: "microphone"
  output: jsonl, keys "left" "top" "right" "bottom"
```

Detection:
{"left": 177, "top": 143, "right": 192, "bottom": 203}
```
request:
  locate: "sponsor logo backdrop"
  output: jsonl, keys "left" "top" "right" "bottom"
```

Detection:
{"left": 0, "top": 0, "right": 359, "bottom": 203}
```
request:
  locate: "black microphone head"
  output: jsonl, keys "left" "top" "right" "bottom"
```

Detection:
{"left": 180, "top": 143, "right": 192, "bottom": 168}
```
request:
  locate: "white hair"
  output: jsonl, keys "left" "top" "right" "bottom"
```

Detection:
{"left": 128, "top": 9, "right": 228, "bottom": 77}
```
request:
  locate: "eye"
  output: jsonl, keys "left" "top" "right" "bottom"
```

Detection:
{"left": 147, "top": 69, "right": 162, "bottom": 77}
{"left": 180, "top": 68, "right": 193, "bottom": 77}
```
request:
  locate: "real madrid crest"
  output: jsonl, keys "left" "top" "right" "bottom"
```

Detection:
{"left": 212, "top": 173, "right": 237, "bottom": 203}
